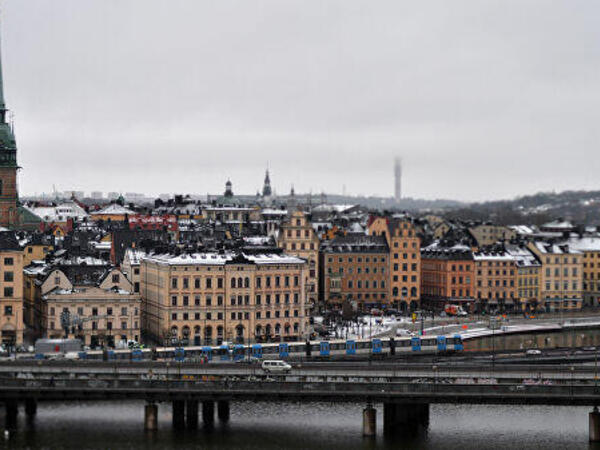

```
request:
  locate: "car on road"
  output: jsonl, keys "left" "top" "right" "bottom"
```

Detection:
{"left": 525, "top": 349, "right": 542, "bottom": 356}
{"left": 261, "top": 360, "right": 292, "bottom": 374}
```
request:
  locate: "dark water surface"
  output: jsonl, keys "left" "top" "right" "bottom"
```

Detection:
{"left": 1, "top": 401, "right": 598, "bottom": 449}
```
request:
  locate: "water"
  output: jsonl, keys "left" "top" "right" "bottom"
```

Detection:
{"left": 0, "top": 401, "right": 598, "bottom": 449}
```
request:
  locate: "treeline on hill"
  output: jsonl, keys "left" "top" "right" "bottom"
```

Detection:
{"left": 441, "top": 190, "right": 600, "bottom": 226}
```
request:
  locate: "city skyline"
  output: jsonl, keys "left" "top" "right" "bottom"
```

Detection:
{"left": 1, "top": 1, "right": 598, "bottom": 202}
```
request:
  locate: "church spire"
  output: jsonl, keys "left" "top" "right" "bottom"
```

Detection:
{"left": 0, "top": 9, "right": 7, "bottom": 119}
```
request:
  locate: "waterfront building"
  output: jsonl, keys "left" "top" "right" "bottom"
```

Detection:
{"left": 505, "top": 244, "right": 542, "bottom": 312}
{"left": 319, "top": 235, "right": 389, "bottom": 312}
{"left": 368, "top": 216, "right": 421, "bottom": 312}
{"left": 24, "top": 257, "right": 141, "bottom": 346}
{"left": 0, "top": 232, "right": 23, "bottom": 345}
{"left": 420, "top": 245, "right": 474, "bottom": 311}
{"left": 528, "top": 242, "right": 583, "bottom": 311}
{"left": 566, "top": 237, "right": 600, "bottom": 307}
{"left": 473, "top": 250, "right": 518, "bottom": 313}
{"left": 277, "top": 210, "right": 319, "bottom": 309}
{"left": 140, "top": 252, "right": 308, "bottom": 345}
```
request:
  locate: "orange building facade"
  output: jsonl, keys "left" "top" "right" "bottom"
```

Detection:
{"left": 420, "top": 247, "right": 475, "bottom": 311}
{"left": 368, "top": 216, "right": 421, "bottom": 312}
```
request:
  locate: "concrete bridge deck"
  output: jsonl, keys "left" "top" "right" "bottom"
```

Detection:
{"left": 3, "top": 360, "right": 600, "bottom": 439}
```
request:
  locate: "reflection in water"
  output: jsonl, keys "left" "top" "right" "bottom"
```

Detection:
{"left": 0, "top": 401, "right": 595, "bottom": 449}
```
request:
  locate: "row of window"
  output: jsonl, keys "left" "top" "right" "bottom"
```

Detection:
{"left": 49, "top": 320, "right": 138, "bottom": 331}
{"left": 545, "top": 257, "right": 579, "bottom": 264}
{"left": 477, "top": 280, "right": 515, "bottom": 287}
{"left": 392, "top": 241, "right": 418, "bottom": 249}
{"left": 545, "top": 281, "right": 579, "bottom": 291}
{"left": 170, "top": 293, "right": 301, "bottom": 307}
{"left": 49, "top": 306, "right": 139, "bottom": 317}
{"left": 287, "top": 242, "right": 316, "bottom": 250}
{"left": 328, "top": 267, "right": 386, "bottom": 275}
{"left": 392, "top": 274, "right": 418, "bottom": 282}
{"left": 170, "top": 309, "right": 301, "bottom": 321}
{"left": 327, "top": 256, "right": 387, "bottom": 263}
{"left": 477, "top": 269, "right": 515, "bottom": 276}
{"left": 545, "top": 267, "right": 578, "bottom": 277}
{"left": 171, "top": 275, "right": 301, "bottom": 290}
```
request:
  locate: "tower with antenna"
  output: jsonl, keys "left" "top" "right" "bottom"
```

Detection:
{"left": 394, "top": 158, "right": 402, "bottom": 203}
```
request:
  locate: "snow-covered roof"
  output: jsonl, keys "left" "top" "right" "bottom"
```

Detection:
{"left": 261, "top": 209, "right": 287, "bottom": 215}
{"left": 123, "top": 248, "right": 146, "bottom": 266}
{"left": 472, "top": 251, "right": 515, "bottom": 261}
{"left": 312, "top": 204, "right": 358, "bottom": 213}
{"left": 92, "top": 203, "right": 135, "bottom": 215}
{"left": 541, "top": 220, "right": 573, "bottom": 229}
{"left": 243, "top": 236, "right": 272, "bottom": 246}
{"left": 509, "top": 225, "right": 536, "bottom": 235}
{"left": 565, "top": 237, "right": 600, "bottom": 252}
{"left": 143, "top": 252, "right": 305, "bottom": 266}
{"left": 27, "top": 202, "right": 89, "bottom": 222}
{"left": 532, "top": 241, "right": 581, "bottom": 255}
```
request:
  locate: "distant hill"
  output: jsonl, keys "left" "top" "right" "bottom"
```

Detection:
{"left": 442, "top": 190, "right": 600, "bottom": 226}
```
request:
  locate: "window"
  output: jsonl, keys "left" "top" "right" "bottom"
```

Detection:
{"left": 3, "top": 287, "right": 13, "bottom": 297}
{"left": 121, "top": 321, "right": 127, "bottom": 330}
{"left": 3, "top": 271, "right": 13, "bottom": 282}
{"left": 112, "top": 274, "right": 120, "bottom": 283}
{"left": 171, "top": 278, "right": 178, "bottom": 289}
{"left": 107, "top": 307, "right": 113, "bottom": 315}
{"left": 3, "top": 258, "right": 13, "bottom": 266}
{"left": 4, "top": 305, "right": 12, "bottom": 316}
{"left": 171, "top": 296, "right": 177, "bottom": 306}
{"left": 121, "top": 307, "right": 127, "bottom": 316}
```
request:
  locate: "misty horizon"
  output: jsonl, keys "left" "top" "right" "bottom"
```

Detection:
{"left": 3, "top": 1, "right": 599, "bottom": 201}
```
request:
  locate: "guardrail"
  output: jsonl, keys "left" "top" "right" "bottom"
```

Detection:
{"left": 1, "top": 378, "right": 600, "bottom": 405}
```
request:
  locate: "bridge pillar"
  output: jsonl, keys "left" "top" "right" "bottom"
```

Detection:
{"left": 202, "top": 401, "right": 215, "bottom": 427}
{"left": 362, "top": 405, "right": 376, "bottom": 437}
{"left": 25, "top": 399, "right": 37, "bottom": 417}
{"left": 186, "top": 400, "right": 199, "bottom": 430}
{"left": 145, "top": 403, "right": 158, "bottom": 431}
{"left": 217, "top": 400, "right": 230, "bottom": 423}
{"left": 172, "top": 400, "right": 185, "bottom": 430}
{"left": 590, "top": 407, "right": 600, "bottom": 442}
{"left": 5, "top": 400, "right": 18, "bottom": 429}
{"left": 383, "top": 403, "right": 429, "bottom": 436}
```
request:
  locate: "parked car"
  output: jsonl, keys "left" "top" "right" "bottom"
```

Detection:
{"left": 525, "top": 349, "right": 542, "bottom": 356}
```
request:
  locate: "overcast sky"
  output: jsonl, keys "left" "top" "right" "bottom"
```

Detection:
{"left": 2, "top": 1, "right": 599, "bottom": 201}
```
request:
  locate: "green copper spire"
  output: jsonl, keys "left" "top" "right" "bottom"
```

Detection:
{"left": 0, "top": 8, "right": 5, "bottom": 114}
{"left": 0, "top": 9, "right": 16, "bottom": 169}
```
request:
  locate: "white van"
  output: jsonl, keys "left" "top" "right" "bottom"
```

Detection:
{"left": 261, "top": 360, "right": 292, "bottom": 373}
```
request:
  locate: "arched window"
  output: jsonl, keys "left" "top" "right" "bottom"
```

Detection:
{"left": 393, "top": 287, "right": 399, "bottom": 297}
{"left": 238, "top": 277, "right": 243, "bottom": 288}
{"left": 231, "top": 278, "right": 236, "bottom": 288}
{"left": 401, "top": 287, "right": 408, "bottom": 298}
{"left": 244, "top": 277, "right": 250, "bottom": 288}
{"left": 410, "top": 287, "right": 417, "bottom": 297}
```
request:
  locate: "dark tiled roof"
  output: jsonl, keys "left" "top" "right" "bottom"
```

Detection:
{"left": 0, "top": 231, "right": 21, "bottom": 251}
{"left": 321, "top": 235, "right": 389, "bottom": 253}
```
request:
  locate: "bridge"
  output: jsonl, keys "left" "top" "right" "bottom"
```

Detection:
{"left": 2, "top": 361, "right": 600, "bottom": 439}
